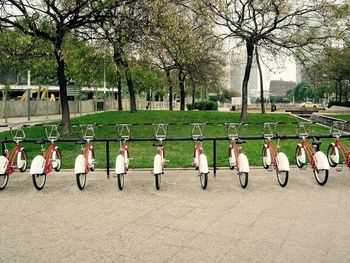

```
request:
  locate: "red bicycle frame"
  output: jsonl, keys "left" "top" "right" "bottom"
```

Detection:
{"left": 42, "top": 143, "right": 56, "bottom": 175}
{"left": 299, "top": 139, "right": 316, "bottom": 167}
{"left": 5, "top": 144, "right": 23, "bottom": 175}
{"left": 82, "top": 143, "right": 94, "bottom": 174}
{"left": 265, "top": 140, "right": 278, "bottom": 168}
{"left": 334, "top": 139, "right": 350, "bottom": 166}
{"left": 120, "top": 142, "right": 130, "bottom": 173}
{"left": 229, "top": 141, "right": 239, "bottom": 170}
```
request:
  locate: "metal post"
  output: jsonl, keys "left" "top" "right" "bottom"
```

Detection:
{"left": 106, "top": 140, "right": 110, "bottom": 178}
{"left": 2, "top": 141, "right": 5, "bottom": 156}
{"left": 213, "top": 139, "right": 216, "bottom": 178}
{"left": 27, "top": 70, "right": 31, "bottom": 121}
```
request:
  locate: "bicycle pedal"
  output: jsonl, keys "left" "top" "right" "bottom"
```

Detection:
{"left": 336, "top": 167, "right": 342, "bottom": 172}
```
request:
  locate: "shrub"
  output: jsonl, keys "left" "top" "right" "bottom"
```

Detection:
{"left": 186, "top": 101, "right": 218, "bottom": 111}
{"left": 328, "top": 101, "right": 350, "bottom": 108}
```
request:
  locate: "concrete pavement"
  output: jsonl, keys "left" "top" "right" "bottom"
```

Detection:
{"left": 1, "top": 167, "right": 350, "bottom": 262}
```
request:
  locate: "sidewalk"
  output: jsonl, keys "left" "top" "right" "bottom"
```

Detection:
{"left": 1, "top": 167, "right": 350, "bottom": 262}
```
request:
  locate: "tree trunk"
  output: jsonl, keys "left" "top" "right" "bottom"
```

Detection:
{"left": 339, "top": 80, "right": 342, "bottom": 103}
{"left": 335, "top": 81, "right": 338, "bottom": 102}
{"left": 124, "top": 65, "right": 137, "bottom": 113}
{"left": 255, "top": 46, "right": 265, "bottom": 114}
{"left": 241, "top": 39, "right": 254, "bottom": 123}
{"left": 116, "top": 66, "right": 123, "bottom": 111}
{"left": 166, "top": 69, "right": 173, "bottom": 110}
{"left": 54, "top": 48, "right": 70, "bottom": 135}
{"left": 178, "top": 70, "right": 186, "bottom": 111}
{"left": 191, "top": 83, "right": 196, "bottom": 110}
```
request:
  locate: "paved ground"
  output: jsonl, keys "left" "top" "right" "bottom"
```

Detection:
{"left": 1, "top": 167, "right": 350, "bottom": 262}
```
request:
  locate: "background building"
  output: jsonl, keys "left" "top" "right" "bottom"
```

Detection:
{"left": 269, "top": 79, "right": 296, "bottom": 97}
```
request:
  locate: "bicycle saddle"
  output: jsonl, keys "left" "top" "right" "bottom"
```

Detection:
{"left": 76, "top": 139, "right": 85, "bottom": 145}
{"left": 312, "top": 138, "right": 321, "bottom": 145}
{"left": 36, "top": 139, "right": 46, "bottom": 144}
{"left": 236, "top": 138, "right": 246, "bottom": 144}
{"left": 195, "top": 136, "right": 204, "bottom": 141}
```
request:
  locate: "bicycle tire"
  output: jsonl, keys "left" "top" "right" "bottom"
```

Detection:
{"left": 89, "top": 148, "right": 95, "bottom": 172}
{"left": 295, "top": 145, "right": 305, "bottom": 169}
{"left": 276, "top": 170, "right": 289, "bottom": 187}
{"left": 313, "top": 169, "right": 329, "bottom": 186}
{"left": 155, "top": 173, "right": 161, "bottom": 190}
{"left": 262, "top": 146, "right": 270, "bottom": 169}
{"left": 0, "top": 174, "right": 9, "bottom": 190}
{"left": 200, "top": 173, "right": 208, "bottom": 189}
{"left": 117, "top": 173, "right": 124, "bottom": 190}
{"left": 32, "top": 173, "right": 46, "bottom": 190}
{"left": 239, "top": 172, "right": 248, "bottom": 189}
{"left": 228, "top": 148, "right": 235, "bottom": 170}
{"left": 18, "top": 149, "right": 28, "bottom": 172}
{"left": 327, "top": 144, "right": 338, "bottom": 167}
{"left": 53, "top": 148, "right": 62, "bottom": 172}
{"left": 76, "top": 173, "right": 86, "bottom": 190}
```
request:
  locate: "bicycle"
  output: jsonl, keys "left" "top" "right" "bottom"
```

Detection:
{"left": 295, "top": 122, "right": 330, "bottom": 185}
{"left": 223, "top": 123, "right": 250, "bottom": 188}
{"left": 74, "top": 124, "right": 97, "bottom": 190}
{"left": 114, "top": 124, "right": 134, "bottom": 190}
{"left": 327, "top": 121, "right": 350, "bottom": 171}
{"left": 261, "top": 122, "right": 290, "bottom": 187}
{"left": 0, "top": 125, "right": 28, "bottom": 190}
{"left": 191, "top": 123, "right": 209, "bottom": 189}
{"left": 152, "top": 123, "right": 169, "bottom": 190}
{"left": 30, "top": 124, "right": 62, "bottom": 190}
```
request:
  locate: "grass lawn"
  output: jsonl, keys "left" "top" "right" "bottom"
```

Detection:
{"left": 0, "top": 111, "right": 332, "bottom": 169}
{"left": 326, "top": 115, "right": 350, "bottom": 121}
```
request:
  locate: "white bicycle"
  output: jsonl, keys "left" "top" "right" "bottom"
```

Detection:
{"left": 114, "top": 124, "right": 133, "bottom": 190}
{"left": 30, "top": 124, "right": 62, "bottom": 190}
{"left": 191, "top": 123, "right": 209, "bottom": 189}
{"left": 152, "top": 123, "right": 169, "bottom": 190}
{"left": 295, "top": 122, "right": 329, "bottom": 185}
{"left": 261, "top": 122, "right": 290, "bottom": 187}
{"left": 74, "top": 124, "right": 97, "bottom": 190}
{"left": 224, "top": 123, "right": 250, "bottom": 188}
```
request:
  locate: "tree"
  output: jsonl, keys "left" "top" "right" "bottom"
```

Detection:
{"left": 198, "top": 0, "right": 332, "bottom": 122}
{"left": 0, "top": 0, "right": 130, "bottom": 134}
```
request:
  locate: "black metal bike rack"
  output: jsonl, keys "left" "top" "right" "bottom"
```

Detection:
{"left": 1, "top": 134, "right": 350, "bottom": 178}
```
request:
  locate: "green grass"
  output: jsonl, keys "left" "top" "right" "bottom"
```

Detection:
{"left": 326, "top": 115, "right": 350, "bottom": 121}
{"left": 0, "top": 111, "right": 332, "bottom": 169}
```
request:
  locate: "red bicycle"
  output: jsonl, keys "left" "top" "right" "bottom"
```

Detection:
{"left": 327, "top": 121, "right": 350, "bottom": 171}
{"left": 0, "top": 125, "right": 28, "bottom": 190}
{"left": 30, "top": 124, "right": 62, "bottom": 190}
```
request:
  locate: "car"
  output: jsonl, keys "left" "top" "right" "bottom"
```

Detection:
{"left": 300, "top": 102, "right": 317, "bottom": 108}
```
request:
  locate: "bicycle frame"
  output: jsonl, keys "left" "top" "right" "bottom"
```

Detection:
{"left": 333, "top": 139, "right": 350, "bottom": 166}
{"left": 328, "top": 121, "right": 350, "bottom": 168}
{"left": 4, "top": 126, "right": 26, "bottom": 175}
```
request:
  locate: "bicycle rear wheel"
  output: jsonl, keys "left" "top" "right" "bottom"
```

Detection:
{"left": 18, "top": 149, "right": 28, "bottom": 172}
{"left": 155, "top": 174, "right": 161, "bottom": 190}
{"left": 32, "top": 173, "right": 46, "bottom": 190}
{"left": 327, "top": 144, "right": 339, "bottom": 167}
{"left": 238, "top": 172, "right": 248, "bottom": 189}
{"left": 0, "top": 174, "right": 9, "bottom": 190}
{"left": 200, "top": 173, "right": 208, "bottom": 189}
{"left": 76, "top": 173, "right": 86, "bottom": 190}
{"left": 117, "top": 173, "right": 124, "bottom": 190}
{"left": 262, "top": 146, "right": 270, "bottom": 169}
{"left": 295, "top": 146, "right": 305, "bottom": 169}
{"left": 276, "top": 170, "right": 289, "bottom": 187}
{"left": 313, "top": 169, "right": 328, "bottom": 186}
{"left": 53, "top": 148, "right": 62, "bottom": 172}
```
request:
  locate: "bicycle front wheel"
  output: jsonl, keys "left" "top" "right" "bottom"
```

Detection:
{"left": 262, "top": 146, "right": 270, "bottom": 169}
{"left": 327, "top": 144, "right": 339, "bottom": 167}
{"left": 0, "top": 174, "right": 9, "bottom": 190}
{"left": 32, "top": 173, "right": 46, "bottom": 190}
{"left": 155, "top": 174, "right": 161, "bottom": 190}
{"left": 18, "top": 149, "right": 28, "bottom": 172}
{"left": 276, "top": 170, "right": 289, "bottom": 187}
{"left": 295, "top": 146, "right": 305, "bottom": 169}
{"left": 53, "top": 148, "right": 62, "bottom": 172}
{"left": 313, "top": 169, "right": 329, "bottom": 186}
{"left": 117, "top": 173, "right": 124, "bottom": 190}
{"left": 238, "top": 172, "right": 248, "bottom": 189}
{"left": 200, "top": 173, "right": 208, "bottom": 189}
{"left": 76, "top": 173, "right": 86, "bottom": 190}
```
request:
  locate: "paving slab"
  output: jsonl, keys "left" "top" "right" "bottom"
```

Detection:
{"left": 0, "top": 167, "right": 350, "bottom": 262}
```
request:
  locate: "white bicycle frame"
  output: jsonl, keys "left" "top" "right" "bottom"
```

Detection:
{"left": 263, "top": 122, "right": 290, "bottom": 172}
{"left": 30, "top": 125, "right": 60, "bottom": 175}
{"left": 153, "top": 124, "right": 168, "bottom": 175}
{"left": 296, "top": 122, "right": 329, "bottom": 171}
{"left": 191, "top": 123, "right": 209, "bottom": 174}
{"left": 226, "top": 123, "right": 250, "bottom": 173}
{"left": 74, "top": 124, "right": 96, "bottom": 174}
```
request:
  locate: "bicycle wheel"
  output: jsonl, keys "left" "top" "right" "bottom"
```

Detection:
{"left": 276, "top": 170, "right": 289, "bottom": 187}
{"left": 238, "top": 172, "right": 248, "bottom": 189}
{"left": 0, "top": 174, "right": 9, "bottom": 190}
{"left": 18, "top": 149, "right": 28, "bottom": 172}
{"left": 200, "top": 173, "right": 208, "bottom": 189}
{"left": 89, "top": 149, "right": 95, "bottom": 171}
{"left": 32, "top": 173, "right": 46, "bottom": 190}
{"left": 327, "top": 144, "right": 339, "bottom": 167}
{"left": 155, "top": 173, "right": 161, "bottom": 190}
{"left": 117, "top": 173, "right": 124, "bottom": 190}
{"left": 262, "top": 146, "right": 270, "bottom": 169}
{"left": 313, "top": 169, "right": 329, "bottom": 186}
{"left": 76, "top": 173, "right": 86, "bottom": 190}
{"left": 53, "top": 148, "right": 62, "bottom": 172}
{"left": 295, "top": 145, "right": 305, "bottom": 169}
